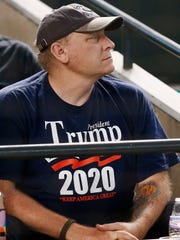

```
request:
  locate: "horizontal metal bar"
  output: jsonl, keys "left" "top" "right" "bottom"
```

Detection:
{"left": 0, "top": 139, "right": 179, "bottom": 159}
{"left": 87, "top": 0, "right": 180, "bottom": 59}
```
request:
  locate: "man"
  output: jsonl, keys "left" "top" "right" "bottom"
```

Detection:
{"left": 0, "top": 3, "right": 179, "bottom": 240}
{"left": 0, "top": 35, "right": 42, "bottom": 89}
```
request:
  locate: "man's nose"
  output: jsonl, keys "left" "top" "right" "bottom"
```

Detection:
{"left": 104, "top": 36, "right": 115, "bottom": 50}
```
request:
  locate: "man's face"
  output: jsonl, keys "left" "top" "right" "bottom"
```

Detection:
{"left": 65, "top": 31, "right": 115, "bottom": 79}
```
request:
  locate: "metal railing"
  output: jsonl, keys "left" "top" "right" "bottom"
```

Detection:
{"left": 83, "top": 0, "right": 180, "bottom": 69}
{"left": 0, "top": 139, "right": 180, "bottom": 159}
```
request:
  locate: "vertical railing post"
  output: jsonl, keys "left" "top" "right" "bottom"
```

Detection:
{"left": 121, "top": 26, "right": 133, "bottom": 70}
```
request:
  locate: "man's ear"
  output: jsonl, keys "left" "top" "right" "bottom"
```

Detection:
{"left": 50, "top": 42, "right": 68, "bottom": 63}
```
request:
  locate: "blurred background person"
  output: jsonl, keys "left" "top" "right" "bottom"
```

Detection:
{"left": 0, "top": 35, "right": 42, "bottom": 89}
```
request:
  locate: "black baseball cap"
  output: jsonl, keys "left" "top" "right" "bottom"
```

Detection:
{"left": 36, "top": 3, "right": 123, "bottom": 52}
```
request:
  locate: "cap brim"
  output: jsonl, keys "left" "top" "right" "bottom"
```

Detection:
{"left": 75, "top": 16, "right": 123, "bottom": 33}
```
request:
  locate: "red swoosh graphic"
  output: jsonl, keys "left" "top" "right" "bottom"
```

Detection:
{"left": 51, "top": 155, "right": 121, "bottom": 171}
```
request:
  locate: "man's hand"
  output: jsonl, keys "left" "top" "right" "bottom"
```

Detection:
{"left": 96, "top": 222, "right": 140, "bottom": 239}
{"left": 67, "top": 222, "right": 138, "bottom": 240}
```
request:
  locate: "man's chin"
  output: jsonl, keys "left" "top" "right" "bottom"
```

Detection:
{"left": 105, "top": 66, "right": 115, "bottom": 75}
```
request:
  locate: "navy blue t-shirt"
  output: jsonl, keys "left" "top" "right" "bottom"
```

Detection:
{"left": 0, "top": 70, "right": 179, "bottom": 225}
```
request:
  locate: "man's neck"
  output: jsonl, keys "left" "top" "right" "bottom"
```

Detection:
{"left": 48, "top": 71, "right": 96, "bottom": 106}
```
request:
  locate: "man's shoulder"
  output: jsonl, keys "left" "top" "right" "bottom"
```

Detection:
{"left": 99, "top": 75, "right": 142, "bottom": 93}
{"left": 98, "top": 75, "right": 150, "bottom": 106}
{"left": 0, "top": 70, "right": 47, "bottom": 99}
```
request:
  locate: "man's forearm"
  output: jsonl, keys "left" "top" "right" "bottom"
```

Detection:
{"left": 0, "top": 179, "right": 68, "bottom": 239}
{"left": 131, "top": 171, "right": 172, "bottom": 239}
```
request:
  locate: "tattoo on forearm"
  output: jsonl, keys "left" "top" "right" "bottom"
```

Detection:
{"left": 132, "top": 181, "right": 160, "bottom": 219}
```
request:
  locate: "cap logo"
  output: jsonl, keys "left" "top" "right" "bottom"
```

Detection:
{"left": 70, "top": 3, "right": 98, "bottom": 18}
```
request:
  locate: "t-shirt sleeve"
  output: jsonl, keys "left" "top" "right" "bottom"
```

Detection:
{"left": 0, "top": 91, "right": 27, "bottom": 182}
{"left": 130, "top": 89, "right": 179, "bottom": 181}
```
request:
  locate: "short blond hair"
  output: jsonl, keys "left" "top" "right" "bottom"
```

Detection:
{"left": 37, "top": 47, "right": 55, "bottom": 72}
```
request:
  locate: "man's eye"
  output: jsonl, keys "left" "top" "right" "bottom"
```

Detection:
{"left": 88, "top": 35, "right": 99, "bottom": 42}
